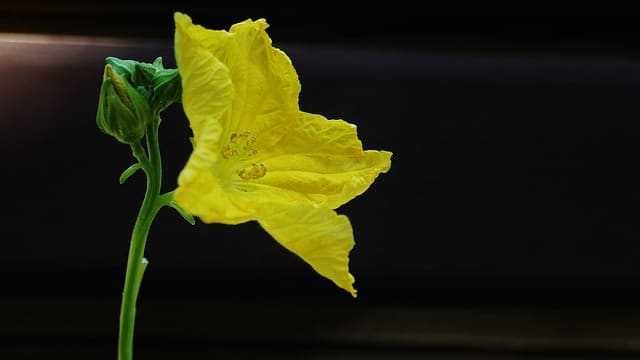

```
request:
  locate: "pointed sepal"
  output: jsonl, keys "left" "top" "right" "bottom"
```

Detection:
{"left": 119, "top": 163, "right": 142, "bottom": 184}
{"left": 159, "top": 191, "right": 196, "bottom": 225}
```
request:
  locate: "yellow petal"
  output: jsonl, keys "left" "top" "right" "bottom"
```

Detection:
{"left": 222, "top": 18, "right": 301, "bottom": 147}
{"left": 255, "top": 111, "right": 392, "bottom": 208}
{"left": 173, "top": 167, "right": 255, "bottom": 225}
{"left": 175, "top": 12, "right": 230, "bottom": 56}
{"left": 174, "top": 12, "right": 233, "bottom": 152}
{"left": 174, "top": 13, "right": 312, "bottom": 225}
{"left": 176, "top": 12, "right": 300, "bottom": 148}
{"left": 257, "top": 204, "right": 357, "bottom": 297}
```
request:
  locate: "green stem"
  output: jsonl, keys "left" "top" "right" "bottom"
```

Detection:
{"left": 118, "top": 118, "right": 163, "bottom": 360}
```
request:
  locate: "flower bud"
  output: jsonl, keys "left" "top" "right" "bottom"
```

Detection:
{"left": 96, "top": 64, "right": 151, "bottom": 144}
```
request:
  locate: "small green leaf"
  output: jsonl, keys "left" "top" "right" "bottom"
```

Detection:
{"left": 119, "top": 163, "right": 142, "bottom": 184}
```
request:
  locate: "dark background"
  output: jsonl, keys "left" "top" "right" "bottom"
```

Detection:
{"left": 2, "top": 1, "right": 640, "bottom": 359}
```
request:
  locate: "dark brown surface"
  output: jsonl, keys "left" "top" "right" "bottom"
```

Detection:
{"left": 2, "top": 265, "right": 640, "bottom": 359}
{"left": 2, "top": 1, "right": 640, "bottom": 55}
{"left": 4, "top": 294, "right": 640, "bottom": 359}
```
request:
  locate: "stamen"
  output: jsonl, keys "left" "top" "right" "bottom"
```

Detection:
{"left": 237, "top": 163, "right": 267, "bottom": 180}
{"left": 221, "top": 144, "right": 236, "bottom": 159}
{"left": 221, "top": 132, "right": 258, "bottom": 158}
{"left": 220, "top": 131, "right": 265, "bottom": 180}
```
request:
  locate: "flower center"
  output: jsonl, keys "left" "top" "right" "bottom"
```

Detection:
{"left": 221, "top": 131, "right": 266, "bottom": 180}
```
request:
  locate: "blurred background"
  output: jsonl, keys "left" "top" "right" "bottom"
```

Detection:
{"left": 2, "top": 1, "right": 640, "bottom": 359}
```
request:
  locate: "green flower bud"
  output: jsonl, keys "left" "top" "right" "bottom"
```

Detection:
{"left": 96, "top": 64, "right": 151, "bottom": 144}
{"left": 104, "top": 56, "right": 182, "bottom": 115}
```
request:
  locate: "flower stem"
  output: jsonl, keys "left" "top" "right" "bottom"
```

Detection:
{"left": 118, "top": 118, "right": 163, "bottom": 360}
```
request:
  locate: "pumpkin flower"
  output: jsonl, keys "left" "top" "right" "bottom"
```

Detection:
{"left": 173, "top": 12, "right": 392, "bottom": 297}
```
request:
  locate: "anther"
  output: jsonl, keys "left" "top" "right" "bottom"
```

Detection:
{"left": 237, "top": 163, "right": 267, "bottom": 180}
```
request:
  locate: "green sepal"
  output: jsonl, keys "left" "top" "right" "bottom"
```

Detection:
{"left": 106, "top": 57, "right": 154, "bottom": 87}
{"left": 119, "top": 163, "right": 143, "bottom": 184}
{"left": 134, "top": 63, "right": 156, "bottom": 88}
{"left": 152, "top": 68, "right": 181, "bottom": 112}
{"left": 152, "top": 57, "right": 163, "bottom": 68}
{"left": 105, "top": 57, "right": 136, "bottom": 80}
{"left": 158, "top": 191, "right": 196, "bottom": 225}
{"left": 168, "top": 201, "right": 196, "bottom": 225}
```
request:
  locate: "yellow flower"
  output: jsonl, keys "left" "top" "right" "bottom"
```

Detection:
{"left": 173, "top": 12, "right": 392, "bottom": 297}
